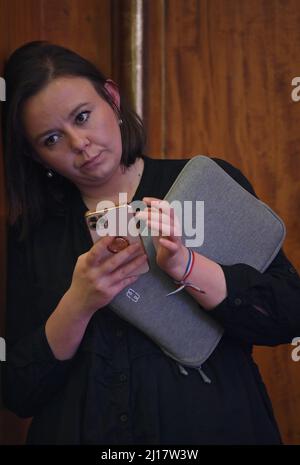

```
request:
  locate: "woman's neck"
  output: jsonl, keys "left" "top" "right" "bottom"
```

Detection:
{"left": 81, "top": 157, "right": 144, "bottom": 212}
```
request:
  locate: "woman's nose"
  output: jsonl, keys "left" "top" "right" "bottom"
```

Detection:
{"left": 68, "top": 129, "right": 90, "bottom": 153}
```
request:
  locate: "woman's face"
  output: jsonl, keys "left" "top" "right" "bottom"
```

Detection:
{"left": 22, "top": 76, "right": 123, "bottom": 191}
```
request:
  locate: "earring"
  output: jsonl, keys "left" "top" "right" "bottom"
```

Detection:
{"left": 46, "top": 168, "right": 54, "bottom": 179}
{"left": 118, "top": 118, "right": 123, "bottom": 126}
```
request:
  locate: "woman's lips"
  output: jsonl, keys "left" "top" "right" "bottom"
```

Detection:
{"left": 81, "top": 152, "right": 103, "bottom": 170}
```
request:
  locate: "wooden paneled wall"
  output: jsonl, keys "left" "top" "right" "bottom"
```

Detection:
{"left": 143, "top": 0, "right": 300, "bottom": 444}
{"left": 0, "top": 0, "right": 112, "bottom": 444}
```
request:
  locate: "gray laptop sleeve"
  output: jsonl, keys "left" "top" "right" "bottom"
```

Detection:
{"left": 110, "top": 156, "right": 286, "bottom": 369}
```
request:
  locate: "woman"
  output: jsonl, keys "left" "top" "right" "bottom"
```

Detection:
{"left": 2, "top": 41, "right": 300, "bottom": 445}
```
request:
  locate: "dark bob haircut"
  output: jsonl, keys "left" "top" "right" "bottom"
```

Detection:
{"left": 2, "top": 41, "right": 146, "bottom": 238}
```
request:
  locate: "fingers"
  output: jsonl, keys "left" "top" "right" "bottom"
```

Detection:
{"left": 158, "top": 237, "right": 179, "bottom": 252}
{"left": 136, "top": 203, "right": 181, "bottom": 238}
{"left": 137, "top": 209, "right": 175, "bottom": 226}
{"left": 142, "top": 198, "right": 172, "bottom": 215}
{"left": 142, "top": 197, "right": 168, "bottom": 208}
{"left": 103, "top": 243, "right": 146, "bottom": 275}
{"left": 110, "top": 252, "right": 148, "bottom": 284}
{"left": 110, "top": 274, "right": 140, "bottom": 297}
{"left": 89, "top": 248, "right": 147, "bottom": 298}
{"left": 139, "top": 219, "right": 176, "bottom": 237}
{"left": 86, "top": 236, "right": 115, "bottom": 267}
{"left": 86, "top": 236, "right": 143, "bottom": 268}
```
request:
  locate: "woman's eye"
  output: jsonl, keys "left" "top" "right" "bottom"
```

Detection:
{"left": 44, "top": 134, "right": 59, "bottom": 147}
{"left": 75, "top": 111, "right": 90, "bottom": 125}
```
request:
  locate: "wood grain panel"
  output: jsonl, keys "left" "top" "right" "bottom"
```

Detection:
{"left": 143, "top": 0, "right": 300, "bottom": 444}
{"left": 0, "top": 0, "right": 111, "bottom": 73}
{"left": 0, "top": 0, "right": 112, "bottom": 445}
{"left": 143, "top": 0, "right": 166, "bottom": 158}
{"left": 38, "top": 0, "right": 111, "bottom": 74}
{"left": 112, "top": 0, "right": 139, "bottom": 111}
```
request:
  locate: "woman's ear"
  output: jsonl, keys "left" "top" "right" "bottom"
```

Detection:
{"left": 104, "top": 79, "right": 121, "bottom": 110}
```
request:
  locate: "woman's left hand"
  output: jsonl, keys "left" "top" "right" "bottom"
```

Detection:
{"left": 136, "top": 197, "right": 189, "bottom": 281}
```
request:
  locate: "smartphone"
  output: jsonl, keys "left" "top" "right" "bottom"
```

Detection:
{"left": 85, "top": 204, "right": 150, "bottom": 274}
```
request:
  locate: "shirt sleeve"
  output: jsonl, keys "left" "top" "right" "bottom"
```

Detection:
{"left": 2, "top": 226, "right": 73, "bottom": 418}
{"left": 208, "top": 159, "right": 300, "bottom": 346}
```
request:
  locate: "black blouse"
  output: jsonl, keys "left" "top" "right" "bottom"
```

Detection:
{"left": 3, "top": 155, "right": 300, "bottom": 445}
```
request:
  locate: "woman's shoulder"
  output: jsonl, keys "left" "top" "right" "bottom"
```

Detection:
{"left": 143, "top": 154, "right": 255, "bottom": 193}
{"left": 141, "top": 155, "right": 190, "bottom": 196}
{"left": 143, "top": 154, "right": 188, "bottom": 171}
{"left": 143, "top": 153, "right": 245, "bottom": 175}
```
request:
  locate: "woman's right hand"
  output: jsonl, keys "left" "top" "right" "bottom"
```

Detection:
{"left": 67, "top": 236, "right": 147, "bottom": 317}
